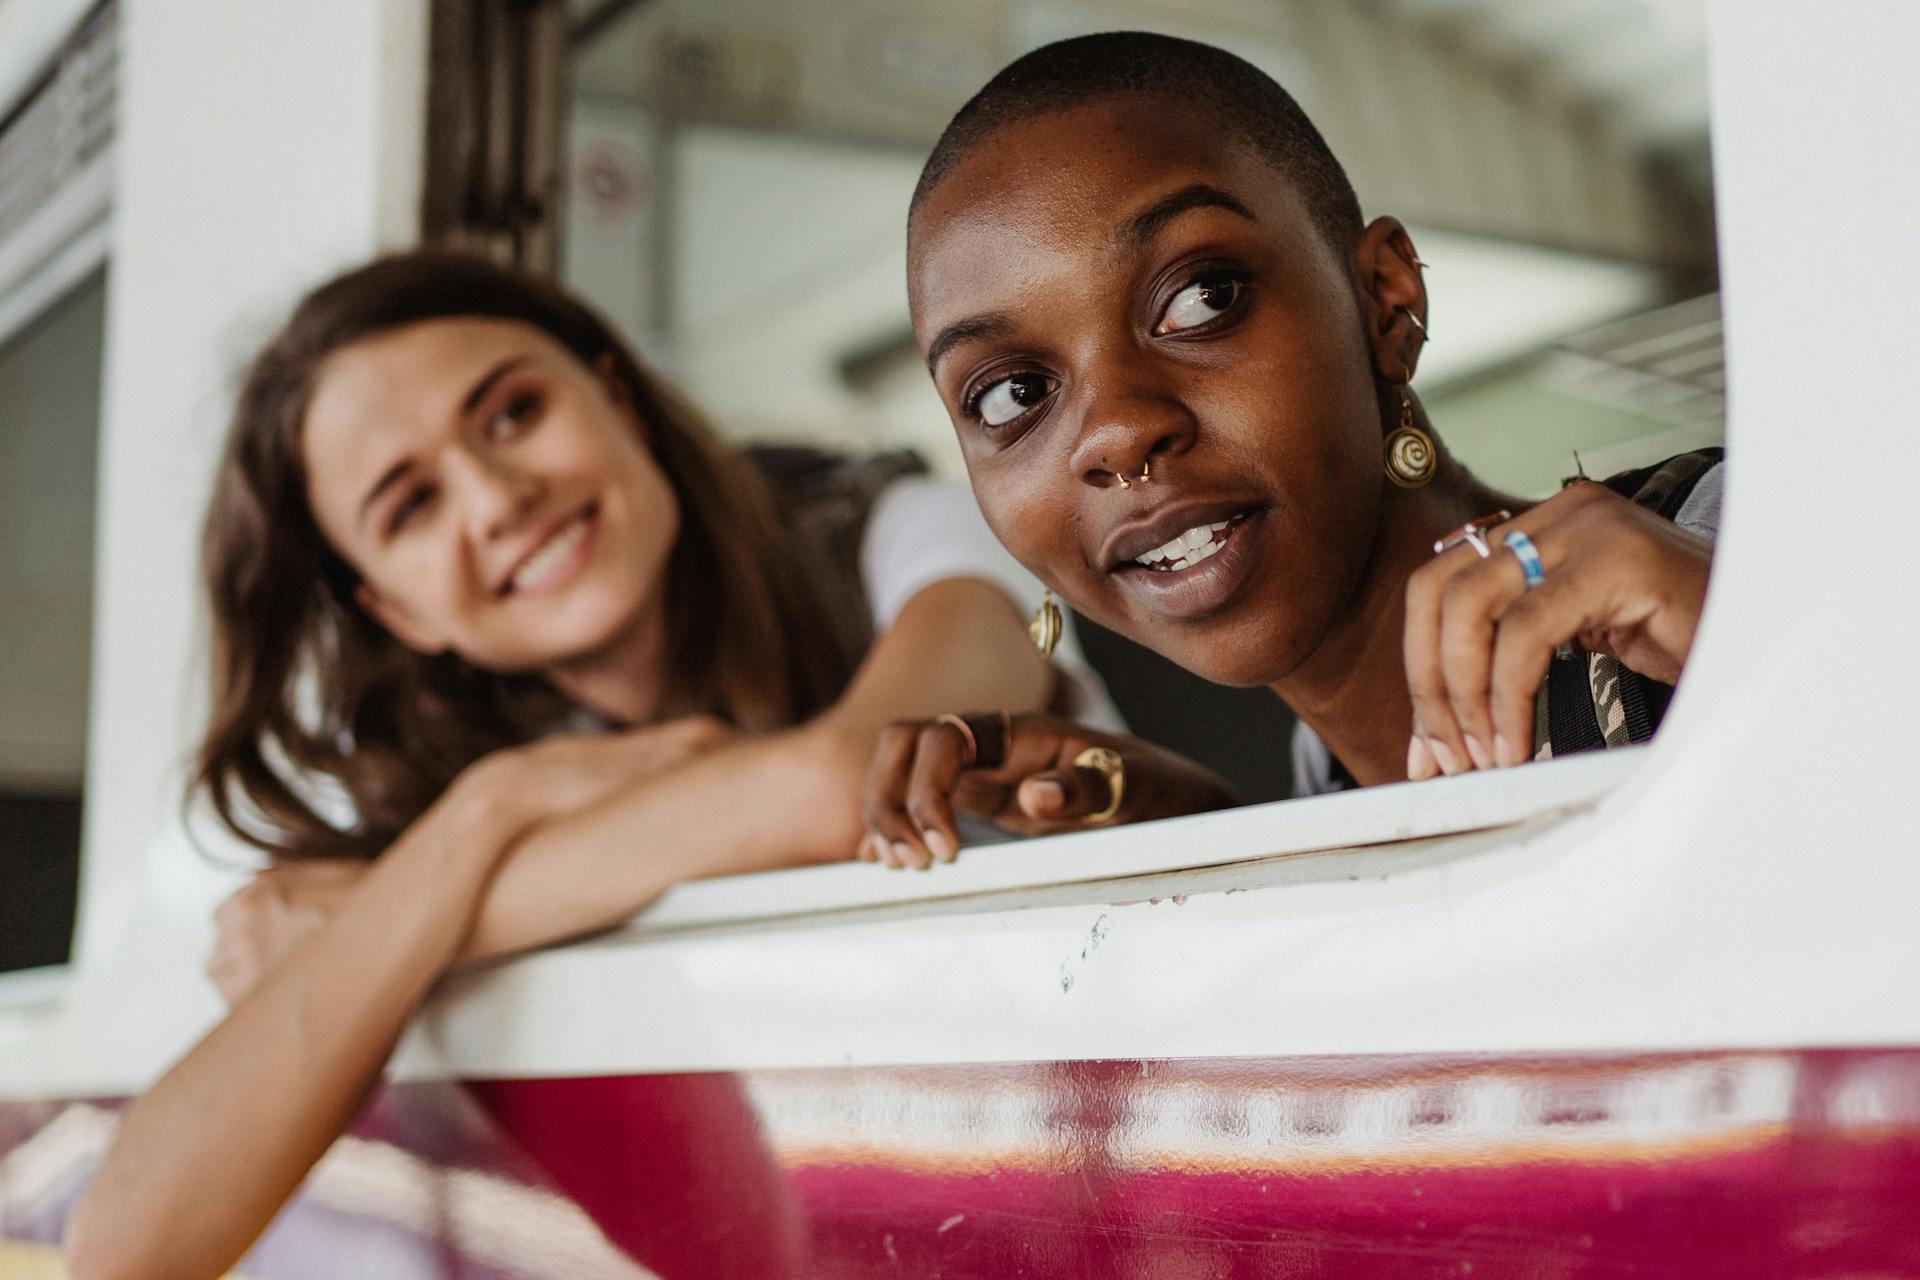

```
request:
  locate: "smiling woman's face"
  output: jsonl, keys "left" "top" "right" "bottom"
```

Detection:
{"left": 300, "top": 317, "right": 680, "bottom": 675}
{"left": 910, "top": 97, "right": 1391, "bottom": 687}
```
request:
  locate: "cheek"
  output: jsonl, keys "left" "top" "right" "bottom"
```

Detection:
{"left": 972, "top": 456, "right": 1070, "bottom": 583}
{"left": 608, "top": 443, "right": 682, "bottom": 584}
{"left": 1233, "top": 323, "right": 1380, "bottom": 494}
{"left": 383, "top": 537, "right": 471, "bottom": 612}
{"left": 634, "top": 454, "right": 681, "bottom": 549}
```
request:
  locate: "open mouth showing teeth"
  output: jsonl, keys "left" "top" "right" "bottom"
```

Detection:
{"left": 1132, "top": 514, "right": 1248, "bottom": 572}
{"left": 503, "top": 507, "right": 595, "bottom": 596}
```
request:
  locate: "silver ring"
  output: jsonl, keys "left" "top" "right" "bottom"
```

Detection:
{"left": 1433, "top": 510, "right": 1511, "bottom": 559}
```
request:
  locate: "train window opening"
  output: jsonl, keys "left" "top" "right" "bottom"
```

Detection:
{"left": 5, "top": 0, "right": 1728, "bottom": 1067}
{"left": 554, "top": 0, "right": 1719, "bottom": 836}
{"left": 0, "top": 270, "right": 103, "bottom": 989}
{"left": 0, "top": 2, "right": 115, "bottom": 1004}
{"left": 531, "top": 0, "right": 1724, "bottom": 933}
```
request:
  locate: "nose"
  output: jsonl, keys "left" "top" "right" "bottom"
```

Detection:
{"left": 1065, "top": 365, "right": 1197, "bottom": 490}
{"left": 449, "top": 445, "right": 541, "bottom": 541}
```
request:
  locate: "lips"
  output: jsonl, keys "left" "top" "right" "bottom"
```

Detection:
{"left": 1100, "top": 498, "right": 1264, "bottom": 570}
{"left": 1130, "top": 515, "right": 1243, "bottom": 571}
{"left": 496, "top": 504, "right": 598, "bottom": 597}
{"left": 1105, "top": 505, "right": 1269, "bottom": 623}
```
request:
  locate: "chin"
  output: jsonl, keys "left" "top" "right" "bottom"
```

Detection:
{"left": 1115, "top": 613, "right": 1300, "bottom": 690}
{"left": 490, "top": 586, "right": 656, "bottom": 673}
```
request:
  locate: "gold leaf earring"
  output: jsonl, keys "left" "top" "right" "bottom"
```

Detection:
{"left": 1029, "top": 587, "right": 1062, "bottom": 658}
{"left": 1384, "top": 386, "right": 1436, "bottom": 489}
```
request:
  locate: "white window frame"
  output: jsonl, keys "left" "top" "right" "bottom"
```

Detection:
{"left": 6, "top": 0, "right": 1920, "bottom": 1101}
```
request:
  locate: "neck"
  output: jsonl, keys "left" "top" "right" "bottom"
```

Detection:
{"left": 541, "top": 586, "right": 672, "bottom": 727}
{"left": 1271, "top": 443, "right": 1523, "bottom": 786}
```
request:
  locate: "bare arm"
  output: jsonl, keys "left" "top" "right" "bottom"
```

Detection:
{"left": 458, "top": 576, "right": 1054, "bottom": 961}
{"left": 72, "top": 580, "right": 1046, "bottom": 1278}
{"left": 65, "top": 768, "right": 534, "bottom": 1280}
{"left": 203, "top": 578, "right": 1055, "bottom": 985}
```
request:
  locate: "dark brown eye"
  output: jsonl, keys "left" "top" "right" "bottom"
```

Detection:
{"left": 975, "top": 373, "right": 1054, "bottom": 426}
{"left": 388, "top": 485, "right": 433, "bottom": 534}
{"left": 487, "top": 390, "right": 543, "bottom": 440}
{"left": 1158, "top": 274, "right": 1242, "bottom": 334}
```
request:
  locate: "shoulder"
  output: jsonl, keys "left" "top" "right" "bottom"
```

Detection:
{"left": 860, "top": 473, "right": 1028, "bottom": 628}
{"left": 1601, "top": 447, "right": 1724, "bottom": 537}
{"left": 861, "top": 473, "right": 1128, "bottom": 733}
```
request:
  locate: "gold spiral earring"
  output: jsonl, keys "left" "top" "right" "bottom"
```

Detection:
{"left": 1384, "top": 387, "right": 1436, "bottom": 489}
{"left": 1029, "top": 587, "right": 1063, "bottom": 659}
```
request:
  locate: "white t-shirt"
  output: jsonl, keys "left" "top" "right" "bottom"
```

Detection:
{"left": 860, "top": 476, "right": 1123, "bottom": 732}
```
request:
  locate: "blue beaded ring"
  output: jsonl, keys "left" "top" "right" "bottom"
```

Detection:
{"left": 1503, "top": 529, "right": 1546, "bottom": 589}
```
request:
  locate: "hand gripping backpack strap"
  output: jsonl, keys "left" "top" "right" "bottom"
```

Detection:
{"left": 1541, "top": 447, "right": 1721, "bottom": 757}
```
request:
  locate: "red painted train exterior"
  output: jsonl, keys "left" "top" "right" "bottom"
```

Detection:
{"left": 7, "top": 1047, "right": 1919, "bottom": 1277}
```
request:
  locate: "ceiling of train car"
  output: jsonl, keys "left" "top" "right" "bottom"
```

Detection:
{"left": 566, "top": 0, "right": 1713, "bottom": 269}
{"left": 559, "top": 0, "right": 1717, "bottom": 479}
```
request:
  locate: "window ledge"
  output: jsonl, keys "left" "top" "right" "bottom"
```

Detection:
{"left": 0, "top": 749, "right": 1641, "bottom": 1098}
{"left": 620, "top": 747, "right": 1645, "bottom": 936}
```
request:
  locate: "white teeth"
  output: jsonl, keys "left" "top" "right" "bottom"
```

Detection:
{"left": 1134, "top": 520, "right": 1231, "bottom": 571}
{"left": 509, "top": 516, "right": 588, "bottom": 593}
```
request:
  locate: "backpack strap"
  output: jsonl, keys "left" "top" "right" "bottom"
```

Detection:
{"left": 1539, "top": 448, "right": 1721, "bottom": 758}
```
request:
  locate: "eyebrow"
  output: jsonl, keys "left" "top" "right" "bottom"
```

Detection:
{"left": 355, "top": 353, "right": 530, "bottom": 528}
{"left": 922, "top": 185, "right": 1259, "bottom": 375}
{"left": 1113, "top": 183, "right": 1259, "bottom": 258}
{"left": 924, "top": 313, "right": 1017, "bottom": 374}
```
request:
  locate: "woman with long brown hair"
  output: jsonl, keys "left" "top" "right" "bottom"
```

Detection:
{"left": 66, "top": 250, "right": 1104, "bottom": 1278}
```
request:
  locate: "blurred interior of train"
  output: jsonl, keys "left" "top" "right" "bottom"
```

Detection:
{"left": 0, "top": 0, "right": 1724, "bottom": 982}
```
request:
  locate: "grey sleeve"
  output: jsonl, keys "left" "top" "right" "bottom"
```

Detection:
{"left": 1673, "top": 462, "right": 1724, "bottom": 540}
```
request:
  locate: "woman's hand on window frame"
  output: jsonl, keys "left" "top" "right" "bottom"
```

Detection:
{"left": 858, "top": 713, "right": 1239, "bottom": 870}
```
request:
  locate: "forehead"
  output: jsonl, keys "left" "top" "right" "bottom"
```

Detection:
{"left": 300, "top": 317, "right": 568, "bottom": 522}
{"left": 908, "top": 98, "right": 1317, "bottom": 328}
{"left": 304, "top": 317, "right": 546, "bottom": 443}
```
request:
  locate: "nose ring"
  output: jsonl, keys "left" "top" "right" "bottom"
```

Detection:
{"left": 1118, "top": 460, "right": 1152, "bottom": 489}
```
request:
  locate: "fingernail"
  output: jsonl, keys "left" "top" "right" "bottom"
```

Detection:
{"left": 1495, "top": 733, "right": 1520, "bottom": 768}
{"left": 1464, "top": 735, "right": 1491, "bottom": 771}
{"left": 1028, "top": 779, "right": 1066, "bottom": 811}
{"left": 1428, "top": 738, "right": 1460, "bottom": 776}
{"left": 1407, "top": 735, "right": 1434, "bottom": 781}
{"left": 926, "top": 829, "right": 957, "bottom": 863}
{"left": 890, "top": 841, "right": 916, "bottom": 868}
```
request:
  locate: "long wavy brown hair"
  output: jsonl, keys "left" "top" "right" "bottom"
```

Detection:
{"left": 196, "top": 251, "right": 855, "bottom": 861}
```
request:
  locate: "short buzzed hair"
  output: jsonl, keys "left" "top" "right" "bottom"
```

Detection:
{"left": 912, "top": 32, "right": 1364, "bottom": 253}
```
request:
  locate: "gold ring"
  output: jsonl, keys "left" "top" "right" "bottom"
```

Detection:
{"left": 1073, "top": 746, "right": 1126, "bottom": 823}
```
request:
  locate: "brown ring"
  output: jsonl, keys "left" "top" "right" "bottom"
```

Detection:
{"left": 957, "top": 710, "right": 1012, "bottom": 770}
